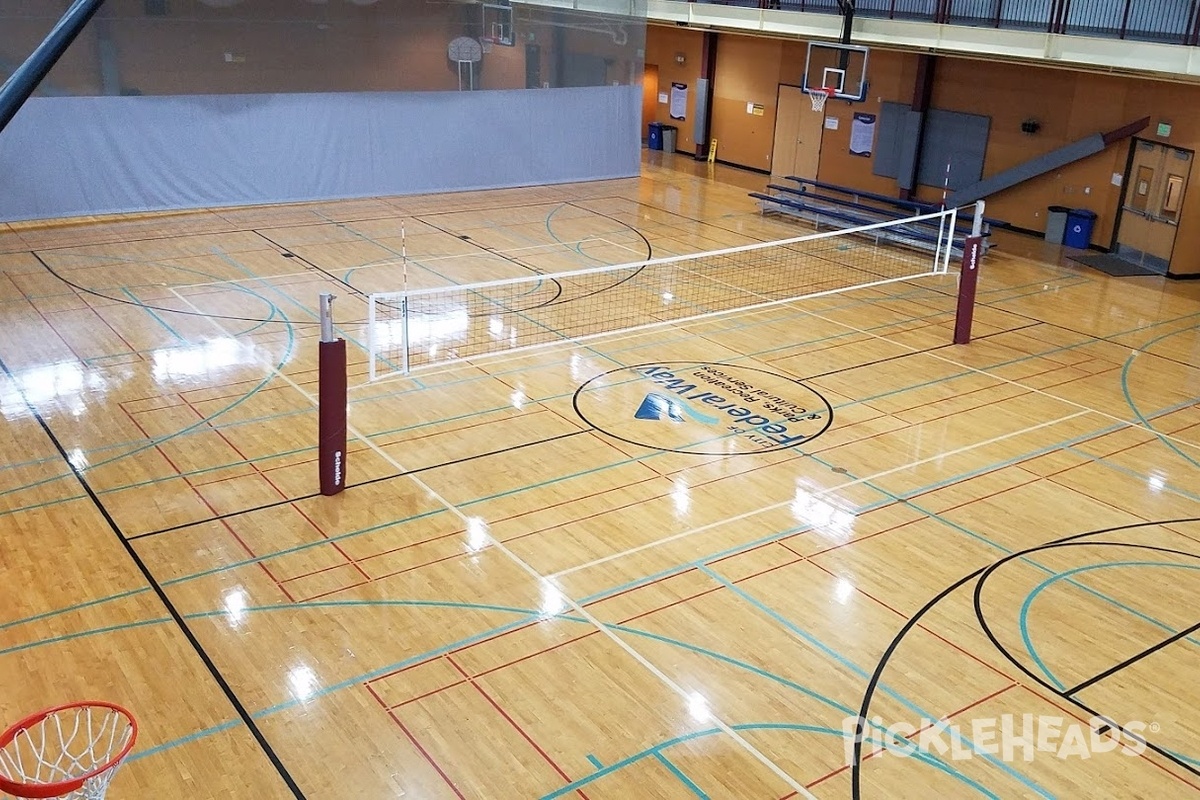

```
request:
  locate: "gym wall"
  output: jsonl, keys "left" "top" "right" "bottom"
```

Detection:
{"left": 0, "top": 0, "right": 647, "bottom": 221}
{"left": 644, "top": 24, "right": 1200, "bottom": 276}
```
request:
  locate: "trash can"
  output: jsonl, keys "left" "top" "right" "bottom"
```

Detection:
{"left": 648, "top": 122, "right": 664, "bottom": 151}
{"left": 1045, "top": 205, "right": 1069, "bottom": 245}
{"left": 1064, "top": 208, "right": 1098, "bottom": 249}
{"left": 661, "top": 124, "right": 678, "bottom": 153}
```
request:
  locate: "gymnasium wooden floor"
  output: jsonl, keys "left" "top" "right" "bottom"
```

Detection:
{"left": 1, "top": 154, "right": 1199, "bottom": 799}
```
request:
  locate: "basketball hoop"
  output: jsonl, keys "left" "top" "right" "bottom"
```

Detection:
{"left": 0, "top": 703, "right": 137, "bottom": 800}
{"left": 810, "top": 87, "right": 836, "bottom": 113}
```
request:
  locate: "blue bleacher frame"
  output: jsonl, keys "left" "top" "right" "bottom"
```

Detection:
{"left": 750, "top": 176, "right": 1008, "bottom": 258}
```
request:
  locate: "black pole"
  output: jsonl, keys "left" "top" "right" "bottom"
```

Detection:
{"left": 0, "top": 0, "right": 108, "bottom": 136}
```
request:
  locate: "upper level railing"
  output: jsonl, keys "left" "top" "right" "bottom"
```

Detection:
{"left": 702, "top": 0, "right": 1200, "bottom": 46}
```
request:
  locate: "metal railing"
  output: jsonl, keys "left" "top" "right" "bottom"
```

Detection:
{"left": 701, "top": 0, "right": 1200, "bottom": 46}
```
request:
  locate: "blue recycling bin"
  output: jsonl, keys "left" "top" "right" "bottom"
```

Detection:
{"left": 1064, "top": 209, "right": 1098, "bottom": 249}
{"left": 648, "top": 122, "right": 664, "bottom": 151}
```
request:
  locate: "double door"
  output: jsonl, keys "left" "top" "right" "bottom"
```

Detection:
{"left": 1116, "top": 140, "right": 1192, "bottom": 273}
{"left": 771, "top": 85, "right": 824, "bottom": 181}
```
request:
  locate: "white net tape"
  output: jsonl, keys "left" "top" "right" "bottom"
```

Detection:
{"left": 810, "top": 88, "right": 833, "bottom": 112}
{"left": 368, "top": 207, "right": 959, "bottom": 379}
{"left": 0, "top": 706, "right": 135, "bottom": 799}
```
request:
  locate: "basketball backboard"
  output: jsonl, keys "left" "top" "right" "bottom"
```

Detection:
{"left": 802, "top": 42, "right": 868, "bottom": 103}
{"left": 481, "top": 3, "right": 515, "bottom": 46}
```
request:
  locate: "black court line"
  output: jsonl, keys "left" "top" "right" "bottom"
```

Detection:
{"left": 852, "top": 521, "right": 1200, "bottom": 798}
{"left": 23, "top": 196, "right": 603, "bottom": 253}
{"left": 31, "top": 251, "right": 321, "bottom": 328}
{"left": 1065, "top": 618, "right": 1200, "bottom": 696}
{"left": 252, "top": 229, "right": 367, "bottom": 298}
{"left": 0, "top": 355, "right": 307, "bottom": 799}
{"left": 127, "top": 429, "right": 591, "bottom": 541}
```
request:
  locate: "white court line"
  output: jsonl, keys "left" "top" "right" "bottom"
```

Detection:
{"left": 550, "top": 410, "right": 1091, "bottom": 580}
{"left": 169, "top": 268, "right": 327, "bottom": 290}
{"left": 168, "top": 238, "right": 611, "bottom": 291}
{"left": 799, "top": 304, "right": 1200, "bottom": 458}
{"left": 353, "top": 237, "right": 612, "bottom": 272}
{"left": 593, "top": 236, "right": 649, "bottom": 257}
{"left": 170, "top": 286, "right": 818, "bottom": 799}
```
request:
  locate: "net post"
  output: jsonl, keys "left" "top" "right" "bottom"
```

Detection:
{"left": 954, "top": 201, "right": 986, "bottom": 345}
{"left": 366, "top": 294, "right": 377, "bottom": 382}
{"left": 318, "top": 293, "right": 347, "bottom": 496}
{"left": 401, "top": 295, "right": 411, "bottom": 375}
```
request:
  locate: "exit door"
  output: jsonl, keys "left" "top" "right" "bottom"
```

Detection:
{"left": 1115, "top": 139, "right": 1193, "bottom": 273}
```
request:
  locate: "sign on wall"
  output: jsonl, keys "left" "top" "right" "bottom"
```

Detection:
{"left": 850, "top": 113, "right": 876, "bottom": 157}
{"left": 670, "top": 83, "right": 687, "bottom": 120}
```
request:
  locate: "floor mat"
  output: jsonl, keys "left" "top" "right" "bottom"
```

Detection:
{"left": 1069, "top": 252, "right": 1162, "bottom": 277}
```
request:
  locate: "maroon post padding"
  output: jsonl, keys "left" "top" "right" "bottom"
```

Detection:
{"left": 954, "top": 235, "right": 984, "bottom": 345}
{"left": 318, "top": 339, "right": 347, "bottom": 495}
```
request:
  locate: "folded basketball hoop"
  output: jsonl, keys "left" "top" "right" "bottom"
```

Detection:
{"left": 0, "top": 703, "right": 137, "bottom": 799}
{"left": 810, "top": 87, "right": 836, "bottom": 113}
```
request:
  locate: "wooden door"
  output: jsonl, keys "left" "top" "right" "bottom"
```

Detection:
{"left": 771, "top": 85, "right": 823, "bottom": 181}
{"left": 1117, "top": 140, "right": 1192, "bottom": 273}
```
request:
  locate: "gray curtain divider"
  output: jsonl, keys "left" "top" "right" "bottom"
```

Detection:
{"left": 0, "top": 86, "right": 641, "bottom": 222}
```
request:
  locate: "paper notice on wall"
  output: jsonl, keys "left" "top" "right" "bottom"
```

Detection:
{"left": 670, "top": 83, "right": 687, "bottom": 120}
{"left": 825, "top": 116, "right": 839, "bottom": 130}
{"left": 850, "top": 112, "right": 876, "bottom": 157}
{"left": 658, "top": 92, "right": 668, "bottom": 104}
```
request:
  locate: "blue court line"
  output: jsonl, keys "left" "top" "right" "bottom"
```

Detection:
{"left": 120, "top": 288, "right": 185, "bottom": 342}
{"left": 1018, "top": 561, "right": 1200, "bottom": 691}
{"left": 126, "top": 719, "right": 242, "bottom": 763}
{"left": 0, "top": 276, "right": 298, "bottom": 501}
{"left": 0, "top": 405, "right": 1151, "bottom": 634}
{"left": 0, "top": 392, "right": 1182, "bottom": 639}
{"left": 0, "top": 266, "right": 1159, "bottom": 488}
{"left": 0, "top": 598, "right": 986, "bottom": 792}
{"left": 0, "top": 585, "right": 151, "bottom": 633}
{"left": 1120, "top": 325, "right": 1200, "bottom": 471}
{"left": 652, "top": 751, "right": 709, "bottom": 799}
{"left": 539, "top": 722, "right": 999, "bottom": 800}
{"left": 1060, "top": 444, "right": 1200, "bottom": 505}
{"left": 585, "top": 754, "right": 603, "bottom": 769}
{"left": 1017, "top": 561, "right": 1200, "bottom": 770}
{"left": 696, "top": 565, "right": 1050, "bottom": 797}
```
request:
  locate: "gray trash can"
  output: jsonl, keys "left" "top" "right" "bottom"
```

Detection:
{"left": 661, "top": 125, "right": 678, "bottom": 153}
{"left": 1045, "top": 205, "right": 1069, "bottom": 245}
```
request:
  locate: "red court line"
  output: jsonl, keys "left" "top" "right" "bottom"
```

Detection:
{"left": 183, "top": 387, "right": 369, "bottom": 584}
{"left": 806, "top": 683, "right": 1018, "bottom": 790}
{"left": 1014, "top": 683, "right": 1200, "bottom": 792}
{"left": 446, "top": 655, "right": 590, "bottom": 799}
{"left": 119, "top": 402, "right": 292, "bottom": 592}
{"left": 364, "top": 683, "right": 468, "bottom": 800}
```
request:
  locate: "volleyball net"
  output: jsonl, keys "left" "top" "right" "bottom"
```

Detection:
{"left": 366, "top": 206, "right": 964, "bottom": 380}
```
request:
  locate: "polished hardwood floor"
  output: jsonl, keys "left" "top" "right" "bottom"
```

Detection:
{"left": 1, "top": 152, "right": 1198, "bottom": 798}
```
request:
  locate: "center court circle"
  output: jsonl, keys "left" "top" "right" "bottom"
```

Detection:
{"left": 572, "top": 361, "right": 833, "bottom": 455}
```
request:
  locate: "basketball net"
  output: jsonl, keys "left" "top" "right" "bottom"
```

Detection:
{"left": 0, "top": 703, "right": 137, "bottom": 800}
{"left": 810, "top": 87, "right": 836, "bottom": 113}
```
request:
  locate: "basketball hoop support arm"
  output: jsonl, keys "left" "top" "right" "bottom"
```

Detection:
{"left": 953, "top": 200, "right": 986, "bottom": 345}
{"left": 318, "top": 293, "right": 348, "bottom": 495}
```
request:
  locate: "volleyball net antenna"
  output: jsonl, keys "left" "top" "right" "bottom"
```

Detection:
{"left": 367, "top": 205, "right": 974, "bottom": 381}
